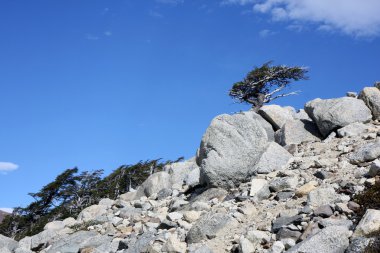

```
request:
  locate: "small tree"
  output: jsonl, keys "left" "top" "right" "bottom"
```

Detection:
{"left": 229, "top": 61, "right": 308, "bottom": 111}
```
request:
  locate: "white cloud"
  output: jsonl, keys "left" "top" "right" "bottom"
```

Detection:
{"left": 156, "top": 0, "right": 184, "bottom": 5}
{"left": 0, "top": 162, "right": 18, "bottom": 173}
{"left": 85, "top": 34, "right": 100, "bottom": 40}
{"left": 104, "top": 31, "right": 112, "bottom": 36}
{"left": 149, "top": 10, "right": 164, "bottom": 18}
{"left": 221, "top": 0, "right": 255, "bottom": 5}
{"left": 0, "top": 208, "right": 13, "bottom": 213}
{"left": 259, "top": 29, "right": 275, "bottom": 38}
{"left": 251, "top": 0, "right": 380, "bottom": 37}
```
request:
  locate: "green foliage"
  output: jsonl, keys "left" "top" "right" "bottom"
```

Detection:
{"left": 0, "top": 158, "right": 180, "bottom": 240}
{"left": 229, "top": 61, "right": 308, "bottom": 110}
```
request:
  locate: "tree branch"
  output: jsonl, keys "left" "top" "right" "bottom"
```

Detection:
{"left": 266, "top": 90, "right": 301, "bottom": 103}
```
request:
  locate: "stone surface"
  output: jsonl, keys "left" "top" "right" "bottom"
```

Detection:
{"left": 269, "top": 177, "right": 298, "bottom": 192}
{"left": 239, "top": 237, "right": 255, "bottom": 253}
{"left": 337, "top": 122, "right": 369, "bottom": 137}
{"left": 186, "top": 213, "right": 238, "bottom": 243}
{"left": 295, "top": 181, "right": 318, "bottom": 197}
{"left": 307, "top": 186, "right": 340, "bottom": 207}
{"left": 305, "top": 97, "right": 372, "bottom": 137}
{"left": 272, "top": 215, "right": 303, "bottom": 233}
{"left": 258, "top": 105, "right": 294, "bottom": 130}
{"left": 197, "top": 112, "right": 269, "bottom": 188}
{"left": 249, "top": 178, "right": 270, "bottom": 201}
{"left": 275, "top": 119, "right": 322, "bottom": 146}
{"left": 369, "top": 159, "right": 380, "bottom": 177}
{"left": 287, "top": 226, "right": 350, "bottom": 253}
{"left": 135, "top": 171, "right": 172, "bottom": 198}
{"left": 353, "top": 209, "right": 380, "bottom": 237}
{"left": 254, "top": 142, "right": 293, "bottom": 174}
{"left": 359, "top": 87, "right": 380, "bottom": 120}
{"left": 165, "top": 158, "right": 199, "bottom": 187}
{"left": 242, "top": 110, "right": 275, "bottom": 141}
{"left": 0, "top": 235, "right": 18, "bottom": 251}
{"left": 349, "top": 140, "right": 380, "bottom": 164}
{"left": 314, "top": 205, "right": 333, "bottom": 218}
{"left": 162, "top": 235, "right": 187, "bottom": 253}
{"left": 77, "top": 204, "right": 108, "bottom": 223}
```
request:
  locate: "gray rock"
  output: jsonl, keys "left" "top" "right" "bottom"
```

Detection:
{"left": 239, "top": 236, "right": 255, "bottom": 253}
{"left": 135, "top": 171, "right": 172, "bottom": 198}
{"left": 307, "top": 186, "right": 340, "bottom": 207}
{"left": 270, "top": 241, "right": 285, "bottom": 253}
{"left": 0, "top": 235, "right": 18, "bottom": 251}
{"left": 197, "top": 112, "right": 269, "bottom": 188}
{"left": 272, "top": 215, "right": 303, "bottom": 233}
{"left": 118, "top": 206, "right": 142, "bottom": 220}
{"left": 276, "top": 228, "right": 302, "bottom": 241}
{"left": 242, "top": 110, "right": 275, "bottom": 141}
{"left": 185, "top": 166, "right": 201, "bottom": 187}
{"left": 346, "top": 237, "right": 376, "bottom": 253}
{"left": 269, "top": 177, "right": 298, "bottom": 192}
{"left": 45, "top": 231, "right": 111, "bottom": 253}
{"left": 165, "top": 157, "right": 199, "bottom": 187}
{"left": 337, "top": 122, "right": 369, "bottom": 137}
{"left": 318, "top": 218, "right": 353, "bottom": 230}
{"left": 349, "top": 140, "right": 380, "bottom": 164}
{"left": 294, "top": 109, "right": 311, "bottom": 121}
{"left": 250, "top": 178, "right": 270, "bottom": 201}
{"left": 305, "top": 97, "right": 372, "bottom": 137}
{"left": 254, "top": 142, "right": 293, "bottom": 174}
{"left": 275, "top": 191, "right": 294, "bottom": 201}
{"left": 359, "top": 87, "right": 380, "bottom": 119}
{"left": 275, "top": 119, "right": 322, "bottom": 146}
{"left": 287, "top": 226, "right": 350, "bottom": 253}
{"left": 124, "top": 232, "right": 157, "bottom": 253}
{"left": 346, "top": 92, "right": 358, "bottom": 98}
{"left": 77, "top": 204, "right": 108, "bottom": 223}
{"left": 258, "top": 105, "right": 294, "bottom": 130}
{"left": 353, "top": 209, "right": 380, "bottom": 237}
{"left": 186, "top": 213, "right": 238, "bottom": 243}
{"left": 369, "top": 159, "right": 380, "bottom": 177}
{"left": 191, "top": 188, "right": 228, "bottom": 203}
{"left": 188, "top": 245, "right": 214, "bottom": 253}
{"left": 157, "top": 188, "right": 173, "bottom": 200}
{"left": 314, "top": 205, "right": 333, "bottom": 218}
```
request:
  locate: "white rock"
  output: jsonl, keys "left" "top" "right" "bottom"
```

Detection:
{"left": 353, "top": 209, "right": 380, "bottom": 237}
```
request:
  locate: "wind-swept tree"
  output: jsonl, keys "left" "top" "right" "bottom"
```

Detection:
{"left": 229, "top": 61, "right": 308, "bottom": 111}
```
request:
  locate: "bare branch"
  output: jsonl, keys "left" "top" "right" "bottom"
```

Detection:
{"left": 266, "top": 90, "right": 301, "bottom": 103}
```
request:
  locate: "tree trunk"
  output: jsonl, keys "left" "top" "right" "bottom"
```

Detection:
{"left": 251, "top": 93, "right": 265, "bottom": 112}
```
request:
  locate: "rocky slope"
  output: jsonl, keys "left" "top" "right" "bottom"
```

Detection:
{"left": 2, "top": 85, "right": 380, "bottom": 253}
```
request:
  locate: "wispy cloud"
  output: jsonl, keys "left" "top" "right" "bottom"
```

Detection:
{"left": 156, "top": 0, "right": 184, "bottom": 5}
{"left": 149, "top": 10, "right": 164, "bottom": 18}
{"left": 104, "top": 31, "right": 112, "bottom": 37}
{"left": 0, "top": 208, "right": 13, "bottom": 213}
{"left": 225, "top": 0, "right": 380, "bottom": 37}
{"left": 0, "top": 162, "right": 18, "bottom": 174}
{"left": 259, "top": 29, "right": 275, "bottom": 38}
{"left": 85, "top": 34, "right": 100, "bottom": 40}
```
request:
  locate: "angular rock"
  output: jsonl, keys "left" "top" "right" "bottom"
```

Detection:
{"left": 295, "top": 181, "right": 318, "bottom": 197}
{"left": 135, "top": 171, "right": 172, "bottom": 198}
{"left": 254, "top": 142, "right": 293, "bottom": 174}
{"left": 184, "top": 166, "right": 200, "bottom": 187}
{"left": 353, "top": 209, "right": 380, "bottom": 237}
{"left": 286, "top": 226, "right": 350, "bottom": 253}
{"left": 318, "top": 218, "right": 353, "bottom": 230}
{"left": 305, "top": 97, "right": 372, "bottom": 137}
{"left": 162, "top": 235, "right": 186, "bottom": 253}
{"left": 346, "top": 237, "right": 376, "bottom": 253}
{"left": 276, "top": 228, "right": 302, "bottom": 241}
{"left": 239, "top": 236, "right": 255, "bottom": 253}
{"left": 349, "top": 140, "right": 380, "bottom": 164}
{"left": 197, "top": 112, "right": 269, "bottom": 188}
{"left": 269, "top": 177, "right": 298, "bottom": 192}
{"left": 186, "top": 213, "right": 238, "bottom": 243}
{"left": 258, "top": 105, "right": 294, "bottom": 130}
{"left": 242, "top": 110, "right": 275, "bottom": 141}
{"left": 165, "top": 157, "right": 199, "bottom": 187}
{"left": 369, "top": 159, "right": 380, "bottom": 177}
{"left": 307, "top": 186, "right": 340, "bottom": 207}
{"left": 337, "top": 122, "right": 369, "bottom": 137}
{"left": 272, "top": 215, "right": 303, "bottom": 233}
{"left": 0, "top": 235, "right": 18, "bottom": 251}
{"left": 275, "top": 119, "right": 322, "bottom": 146}
{"left": 249, "top": 178, "right": 270, "bottom": 201}
{"left": 359, "top": 87, "right": 380, "bottom": 119}
{"left": 313, "top": 205, "right": 333, "bottom": 218}
{"left": 77, "top": 205, "right": 108, "bottom": 223}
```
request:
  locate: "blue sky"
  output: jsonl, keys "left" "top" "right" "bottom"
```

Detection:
{"left": 1, "top": 0, "right": 380, "bottom": 209}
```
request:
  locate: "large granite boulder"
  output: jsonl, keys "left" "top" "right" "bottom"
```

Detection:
{"left": 305, "top": 97, "right": 372, "bottom": 137}
{"left": 197, "top": 112, "right": 269, "bottom": 188}
{"left": 258, "top": 105, "right": 294, "bottom": 130}
{"left": 135, "top": 171, "right": 172, "bottom": 198}
{"left": 287, "top": 226, "right": 350, "bottom": 253}
{"left": 359, "top": 87, "right": 380, "bottom": 119}
{"left": 0, "top": 235, "right": 18, "bottom": 252}
{"left": 186, "top": 213, "right": 238, "bottom": 243}
{"left": 164, "top": 157, "right": 199, "bottom": 187}
{"left": 241, "top": 110, "right": 275, "bottom": 141}
{"left": 275, "top": 119, "right": 322, "bottom": 146}
{"left": 254, "top": 142, "right": 293, "bottom": 174}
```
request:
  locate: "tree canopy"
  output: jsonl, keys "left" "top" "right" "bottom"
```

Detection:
{"left": 229, "top": 61, "right": 308, "bottom": 110}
